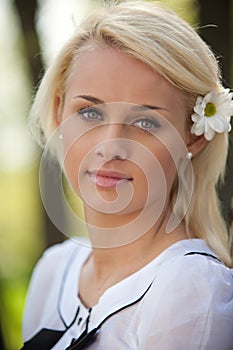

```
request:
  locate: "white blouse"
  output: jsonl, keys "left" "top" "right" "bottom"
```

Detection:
{"left": 22, "top": 238, "right": 233, "bottom": 349}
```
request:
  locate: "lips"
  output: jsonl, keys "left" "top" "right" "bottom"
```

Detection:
{"left": 87, "top": 170, "right": 133, "bottom": 188}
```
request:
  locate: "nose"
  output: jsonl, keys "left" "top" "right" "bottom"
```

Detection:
{"left": 94, "top": 123, "right": 129, "bottom": 161}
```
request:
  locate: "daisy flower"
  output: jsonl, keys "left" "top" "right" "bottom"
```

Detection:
{"left": 191, "top": 88, "right": 233, "bottom": 141}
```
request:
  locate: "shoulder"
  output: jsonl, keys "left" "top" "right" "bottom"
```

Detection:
{"left": 32, "top": 237, "right": 89, "bottom": 274}
{"left": 39, "top": 237, "right": 86, "bottom": 260}
{"left": 26, "top": 237, "right": 90, "bottom": 292}
{"left": 155, "top": 239, "right": 233, "bottom": 291}
{"left": 153, "top": 247, "right": 233, "bottom": 305}
{"left": 140, "top": 246, "right": 233, "bottom": 349}
{"left": 22, "top": 238, "right": 90, "bottom": 339}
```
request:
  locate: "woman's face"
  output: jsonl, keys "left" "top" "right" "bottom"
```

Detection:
{"left": 56, "top": 45, "right": 188, "bottom": 217}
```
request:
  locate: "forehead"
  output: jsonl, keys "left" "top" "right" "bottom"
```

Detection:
{"left": 65, "top": 45, "right": 184, "bottom": 107}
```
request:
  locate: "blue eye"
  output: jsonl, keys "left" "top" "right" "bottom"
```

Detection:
{"left": 133, "top": 118, "right": 160, "bottom": 131}
{"left": 78, "top": 107, "right": 102, "bottom": 122}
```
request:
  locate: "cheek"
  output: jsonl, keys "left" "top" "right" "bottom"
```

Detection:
{"left": 128, "top": 142, "right": 172, "bottom": 205}
{"left": 63, "top": 138, "right": 92, "bottom": 196}
{"left": 159, "top": 149, "right": 177, "bottom": 186}
{"left": 145, "top": 143, "right": 177, "bottom": 198}
{"left": 145, "top": 127, "right": 187, "bottom": 194}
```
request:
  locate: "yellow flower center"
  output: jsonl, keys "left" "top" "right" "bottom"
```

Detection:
{"left": 204, "top": 102, "right": 216, "bottom": 117}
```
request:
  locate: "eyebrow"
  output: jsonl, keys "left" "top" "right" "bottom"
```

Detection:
{"left": 73, "top": 94, "right": 168, "bottom": 111}
{"left": 73, "top": 95, "right": 105, "bottom": 104}
{"left": 131, "top": 104, "right": 168, "bottom": 111}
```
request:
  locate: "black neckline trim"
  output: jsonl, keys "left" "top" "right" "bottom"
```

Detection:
{"left": 65, "top": 280, "right": 154, "bottom": 350}
{"left": 57, "top": 246, "right": 80, "bottom": 329}
{"left": 184, "top": 251, "right": 221, "bottom": 262}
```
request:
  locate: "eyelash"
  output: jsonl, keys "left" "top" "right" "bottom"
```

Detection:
{"left": 133, "top": 117, "right": 161, "bottom": 132}
{"left": 77, "top": 107, "right": 161, "bottom": 132}
{"left": 78, "top": 107, "right": 103, "bottom": 122}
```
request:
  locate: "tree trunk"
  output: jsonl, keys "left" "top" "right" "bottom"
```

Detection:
{"left": 15, "top": 0, "right": 66, "bottom": 247}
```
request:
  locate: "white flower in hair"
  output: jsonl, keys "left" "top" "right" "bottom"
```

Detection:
{"left": 191, "top": 88, "right": 233, "bottom": 141}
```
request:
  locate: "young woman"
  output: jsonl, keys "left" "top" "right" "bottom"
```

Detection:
{"left": 22, "top": 1, "right": 233, "bottom": 349}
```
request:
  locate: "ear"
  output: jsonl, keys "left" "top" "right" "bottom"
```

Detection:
{"left": 186, "top": 134, "right": 207, "bottom": 157}
{"left": 54, "top": 93, "right": 63, "bottom": 127}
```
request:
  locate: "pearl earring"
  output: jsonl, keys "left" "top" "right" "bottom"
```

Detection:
{"left": 186, "top": 152, "right": 193, "bottom": 160}
{"left": 59, "top": 134, "right": 63, "bottom": 140}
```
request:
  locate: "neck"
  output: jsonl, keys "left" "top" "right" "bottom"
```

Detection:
{"left": 83, "top": 203, "right": 188, "bottom": 277}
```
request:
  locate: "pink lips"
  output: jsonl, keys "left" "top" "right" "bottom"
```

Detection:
{"left": 87, "top": 170, "right": 133, "bottom": 188}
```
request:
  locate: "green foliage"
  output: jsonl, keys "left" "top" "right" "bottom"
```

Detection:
{"left": 0, "top": 169, "right": 45, "bottom": 349}
{"left": 1, "top": 278, "right": 28, "bottom": 349}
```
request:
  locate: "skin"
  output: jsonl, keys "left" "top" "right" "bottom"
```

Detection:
{"left": 55, "top": 45, "right": 206, "bottom": 307}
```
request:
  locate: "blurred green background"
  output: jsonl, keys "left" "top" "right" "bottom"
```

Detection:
{"left": 0, "top": 0, "right": 232, "bottom": 349}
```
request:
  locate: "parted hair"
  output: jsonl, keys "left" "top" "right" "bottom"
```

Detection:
{"left": 29, "top": 0, "right": 232, "bottom": 266}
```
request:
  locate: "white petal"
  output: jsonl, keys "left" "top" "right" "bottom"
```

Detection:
{"left": 216, "top": 91, "right": 233, "bottom": 106}
{"left": 215, "top": 93, "right": 227, "bottom": 105}
{"left": 222, "top": 88, "right": 230, "bottom": 94}
{"left": 191, "top": 120, "right": 205, "bottom": 135}
{"left": 194, "top": 103, "right": 205, "bottom": 116}
{"left": 196, "top": 96, "right": 204, "bottom": 105}
{"left": 191, "top": 113, "right": 202, "bottom": 122}
{"left": 205, "top": 127, "right": 215, "bottom": 141}
{"left": 207, "top": 115, "right": 230, "bottom": 132}
{"left": 203, "top": 91, "right": 214, "bottom": 103}
{"left": 217, "top": 103, "right": 233, "bottom": 117}
{"left": 191, "top": 126, "right": 203, "bottom": 136}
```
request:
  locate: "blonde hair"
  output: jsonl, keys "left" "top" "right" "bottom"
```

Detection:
{"left": 30, "top": 0, "right": 232, "bottom": 266}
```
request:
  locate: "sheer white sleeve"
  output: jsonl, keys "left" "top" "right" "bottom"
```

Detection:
{"left": 22, "top": 240, "right": 77, "bottom": 341}
{"left": 138, "top": 254, "right": 233, "bottom": 350}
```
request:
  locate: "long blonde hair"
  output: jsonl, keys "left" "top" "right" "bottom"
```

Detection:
{"left": 30, "top": 0, "right": 232, "bottom": 266}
